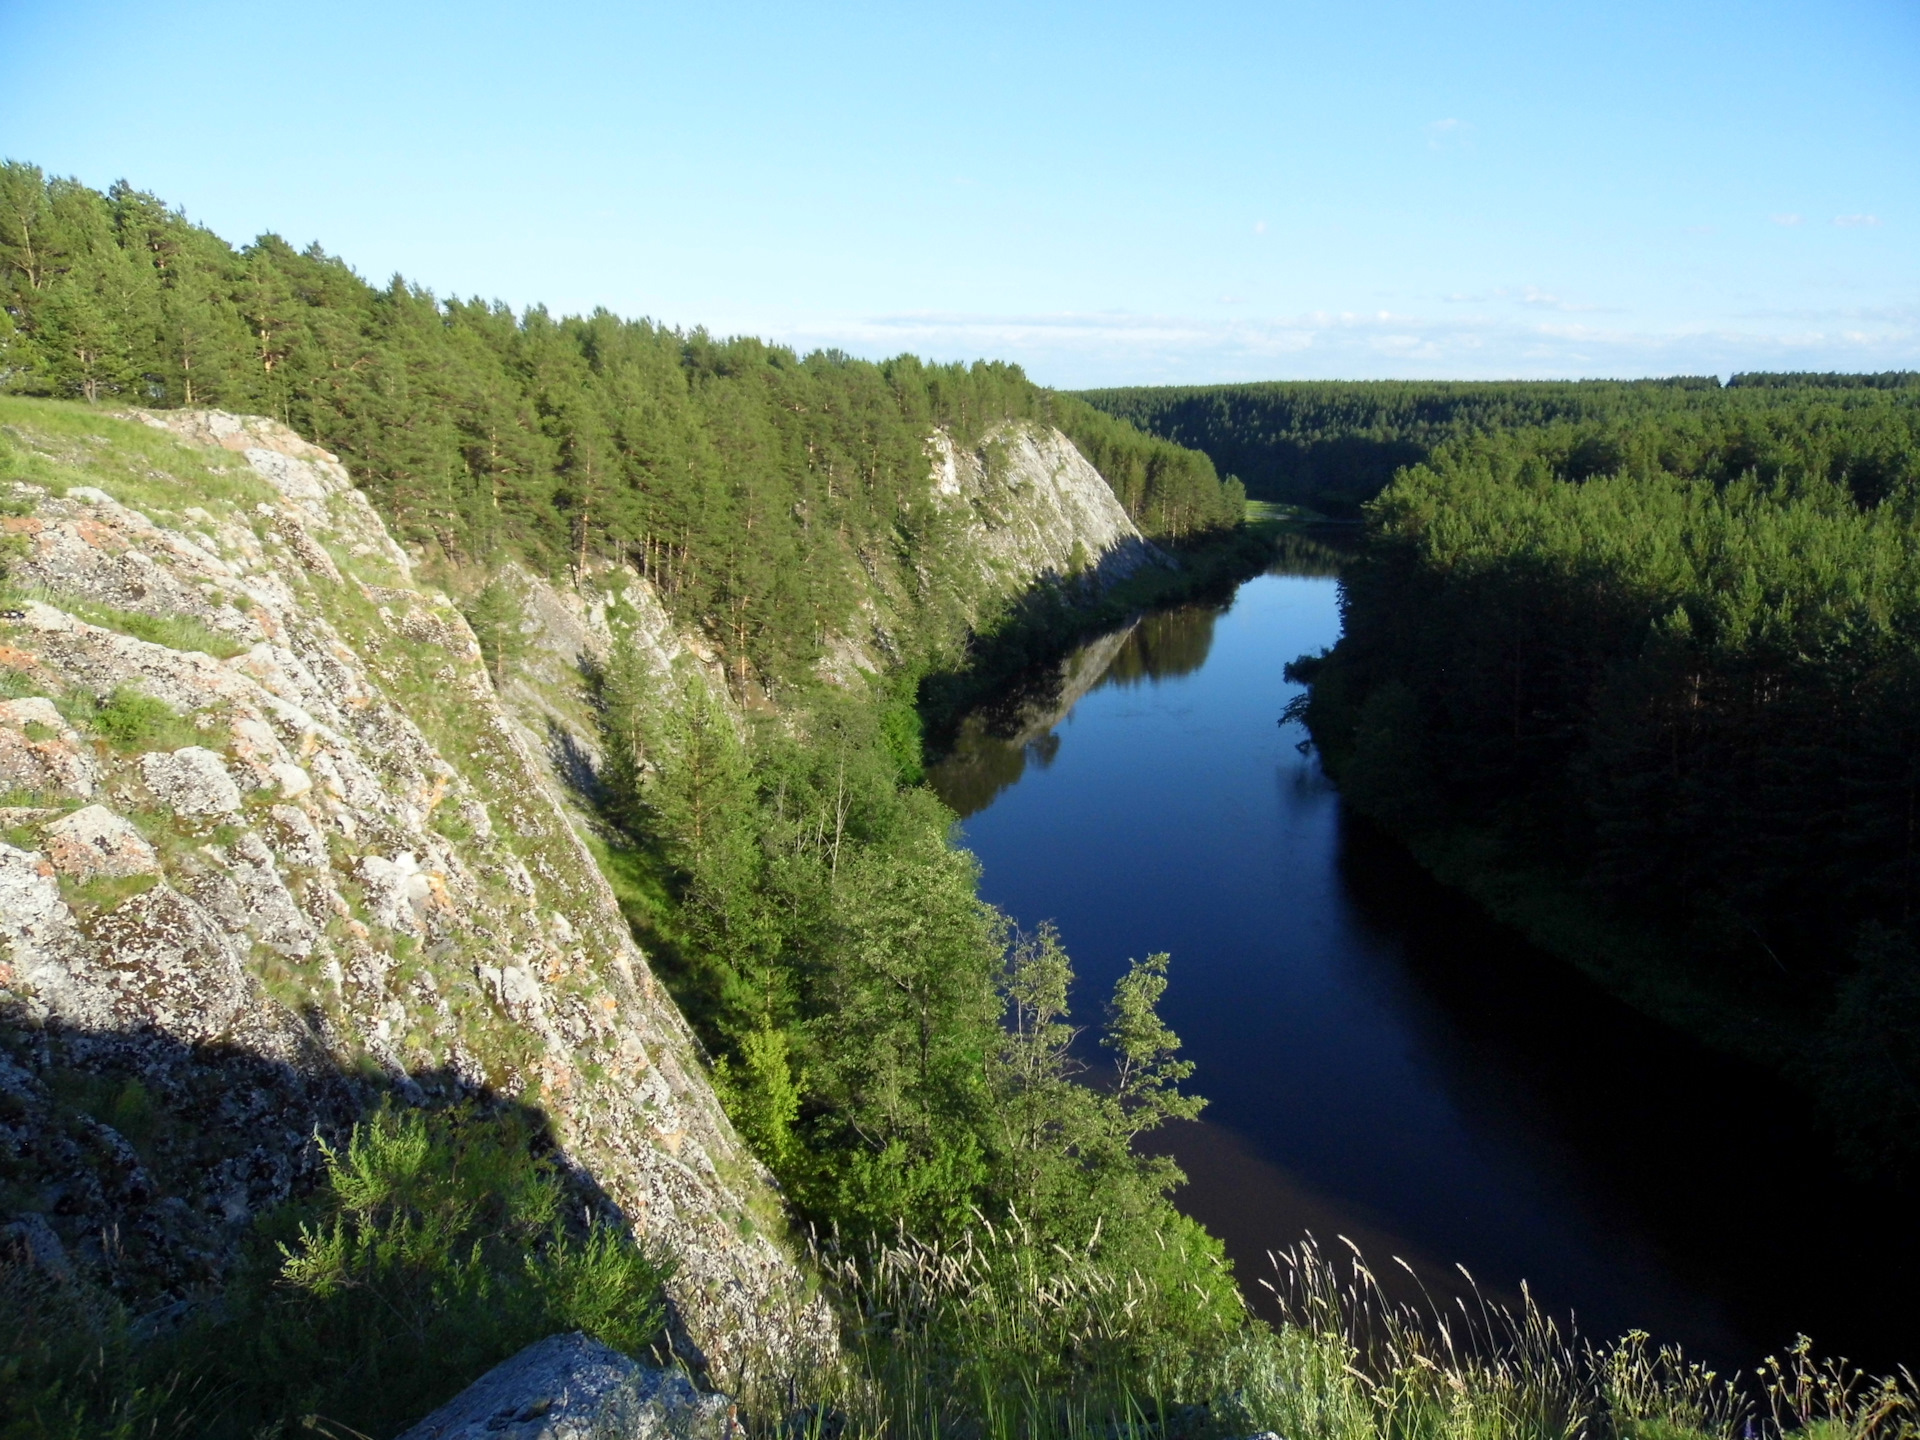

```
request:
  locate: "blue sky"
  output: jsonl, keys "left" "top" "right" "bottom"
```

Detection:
{"left": 3, "top": 0, "right": 1914, "bottom": 386}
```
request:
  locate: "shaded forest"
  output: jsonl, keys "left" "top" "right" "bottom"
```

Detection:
{"left": 1283, "top": 382, "right": 1920, "bottom": 1176}
{"left": 1079, "top": 376, "right": 1920, "bottom": 517}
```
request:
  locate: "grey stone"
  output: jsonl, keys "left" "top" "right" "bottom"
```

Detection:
{"left": 2, "top": 1212, "right": 72, "bottom": 1280}
{"left": 42, "top": 804, "right": 160, "bottom": 879}
{"left": 395, "top": 1332, "right": 737, "bottom": 1440}
{"left": 140, "top": 746, "right": 243, "bottom": 815}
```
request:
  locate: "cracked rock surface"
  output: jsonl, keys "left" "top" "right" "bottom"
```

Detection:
{"left": 0, "top": 409, "right": 829, "bottom": 1383}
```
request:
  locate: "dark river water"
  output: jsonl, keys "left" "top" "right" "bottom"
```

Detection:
{"left": 929, "top": 564, "right": 1918, "bottom": 1376}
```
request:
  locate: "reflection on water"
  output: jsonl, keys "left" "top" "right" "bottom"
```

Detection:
{"left": 931, "top": 606, "right": 1227, "bottom": 818}
{"left": 932, "top": 560, "right": 1919, "bottom": 1375}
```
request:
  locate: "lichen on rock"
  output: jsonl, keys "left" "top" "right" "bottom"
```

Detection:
{"left": 0, "top": 406, "right": 831, "bottom": 1384}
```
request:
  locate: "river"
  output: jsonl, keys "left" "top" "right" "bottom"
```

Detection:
{"left": 928, "top": 562, "right": 1918, "bottom": 1376}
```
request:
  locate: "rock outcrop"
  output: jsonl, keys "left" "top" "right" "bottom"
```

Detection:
{"left": 0, "top": 409, "right": 827, "bottom": 1381}
{"left": 0, "top": 405, "right": 1161, "bottom": 1387}
{"left": 396, "top": 1332, "right": 738, "bottom": 1440}
{"left": 928, "top": 421, "right": 1164, "bottom": 597}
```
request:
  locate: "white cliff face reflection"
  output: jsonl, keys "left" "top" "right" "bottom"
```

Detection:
{"left": 930, "top": 563, "right": 1919, "bottom": 1376}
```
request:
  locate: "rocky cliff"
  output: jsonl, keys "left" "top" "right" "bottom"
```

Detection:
{"left": 928, "top": 421, "right": 1163, "bottom": 600}
{"left": 0, "top": 403, "right": 1158, "bottom": 1380}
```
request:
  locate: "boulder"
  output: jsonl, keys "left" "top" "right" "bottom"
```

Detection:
{"left": 139, "top": 745, "right": 242, "bottom": 815}
{"left": 42, "top": 805, "right": 160, "bottom": 879}
{"left": 395, "top": 1332, "right": 738, "bottom": 1440}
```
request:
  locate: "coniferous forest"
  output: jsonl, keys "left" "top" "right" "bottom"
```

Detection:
{"left": 1081, "top": 376, "right": 1920, "bottom": 517}
{"left": 1247, "top": 378, "right": 1920, "bottom": 1177}
{"left": 8, "top": 154, "right": 1920, "bottom": 1440}
{"left": 0, "top": 163, "right": 1242, "bottom": 693}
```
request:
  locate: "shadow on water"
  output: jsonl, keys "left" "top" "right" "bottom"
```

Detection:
{"left": 934, "top": 557, "right": 1920, "bottom": 1379}
{"left": 931, "top": 604, "right": 1228, "bottom": 819}
{"left": 1329, "top": 811, "right": 1920, "bottom": 1374}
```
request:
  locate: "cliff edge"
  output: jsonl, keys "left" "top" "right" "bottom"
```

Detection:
{"left": 0, "top": 404, "right": 828, "bottom": 1380}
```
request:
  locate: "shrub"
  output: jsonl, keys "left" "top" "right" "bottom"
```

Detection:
{"left": 197, "top": 1105, "right": 673, "bottom": 1438}
{"left": 77, "top": 686, "right": 194, "bottom": 752}
{"left": 0, "top": 1256, "right": 210, "bottom": 1440}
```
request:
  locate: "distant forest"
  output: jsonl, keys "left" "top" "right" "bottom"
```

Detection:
{"left": 0, "top": 162, "right": 1241, "bottom": 692}
{"left": 1080, "top": 375, "right": 1920, "bottom": 517}
{"left": 1279, "top": 378, "right": 1920, "bottom": 1176}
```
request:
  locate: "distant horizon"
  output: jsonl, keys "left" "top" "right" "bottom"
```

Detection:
{"left": 5, "top": 154, "right": 1911, "bottom": 396}
{"left": 6, "top": 0, "right": 1914, "bottom": 386}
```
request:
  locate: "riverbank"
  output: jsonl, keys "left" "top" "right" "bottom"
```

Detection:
{"left": 917, "top": 519, "right": 1284, "bottom": 754}
{"left": 936, "top": 564, "right": 1920, "bottom": 1376}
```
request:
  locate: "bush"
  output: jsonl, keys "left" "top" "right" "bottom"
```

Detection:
{"left": 196, "top": 1105, "right": 672, "bottom": 1438}
{"left": 74, "top": 686, "right": 195, "bottom": 752}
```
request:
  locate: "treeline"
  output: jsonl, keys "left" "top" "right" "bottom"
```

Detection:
{"left": 0, "top": 162, "right": 1241, "bottom": 691}
{"left": 1078, "top": 376, "right": 1920, "bottom": 517}
{"left": 1286, "top": 384, "right": 1920, "bottom": 1175}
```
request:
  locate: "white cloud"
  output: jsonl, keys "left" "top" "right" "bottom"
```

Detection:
{"left": 1425, "top": 118, "right": 1473, "bottom": 151}
{"left": 1834, "top": 213, "right": 1883, "bottom": 228}
{"left": 764, "top": 304, "right": 1920, "bottom": 388}
{"left": 1771, "top": 213, "right": 1803, "bottom": 227}
{"left": 1254, "top": 220, "right": 1267, "bottom": 236}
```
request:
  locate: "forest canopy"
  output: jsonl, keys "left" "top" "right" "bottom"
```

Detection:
{"left": 1282, "top": 383, "right": 1920, "bottom": 1175}
{"left": 1079, "top": 375, "right": 1920, "bottom": 517}
{"left": 0, "top": 162, "right": 1242, "bottom": 693}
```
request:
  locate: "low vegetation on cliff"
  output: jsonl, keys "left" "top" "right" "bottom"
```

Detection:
{"left": 4, "top": 158, "right": 1916, "bottom": 1440}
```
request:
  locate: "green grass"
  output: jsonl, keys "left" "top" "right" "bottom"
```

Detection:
{"left": 790, "top": 1232, "right": 1917, "bottom": 1440}
{"left": 71, "top": 602, "right": 249, "bottom": 659}
{"left": 0, "top": 395, "right": 277, "bottom": 517}
{"left": 56, "top": 685, "right": 203, "bottom": 753}
{"left": 8, "top": 588, "right": 251, "bottom": 660}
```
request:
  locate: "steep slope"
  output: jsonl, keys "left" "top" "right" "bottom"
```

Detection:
{"left": 0, "top": 402, "right": 827, "bottom": 1380}
{"left": 488, "top": 417, "right": 1168, "bottom": 783}
{"left": 927, "top": 421, "right": 1163, "bottom": 595}
{"left": 0, "top": 401, "right": 1175, "bottom": 1385}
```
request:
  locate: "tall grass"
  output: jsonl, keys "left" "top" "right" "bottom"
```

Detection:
{"left": 792, "top": 1229, "right": 1917, "bottom": 1440}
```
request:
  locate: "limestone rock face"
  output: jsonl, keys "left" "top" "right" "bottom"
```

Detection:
{"left": 139, "top": 746, "right": 243, "bottom": 815}
{"left": 928, "top": 421, "right": 1166, "bottom": 598}
{"left": 0, "top": 410, "right": 828, "bottom": 1382}
{"left": 395, "top": 1332, "right": 737, "bottom": 1440}
{"left": 0, "top": 406, "right": 1158, "bottom": 1385}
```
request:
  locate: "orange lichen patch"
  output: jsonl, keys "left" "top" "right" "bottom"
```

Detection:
{"left": 541, "top": 951, "right": 569, "bottom": 984}
{"left": 0, "top": 961, "right": 15, "bottom": 987}
{"left": 71, "top": 518, "right": 129, "bottom": 553}
{"left": 417, "top": 773, "right": 450, "bottom": 816}
{"left": 0, "top": 648, "right": 58, "bottom": 687}
{"left": 653, "top": 1125, "right": 687, "bottom": 1156}
{"left": 1, "top": 516, "right": 42, "bottom": 535}
{"left": 537, "top": 1057, "right": 577, "bottom": 1098}
{"left": 249, "top": 605, "right": 279, "bottom": 641}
